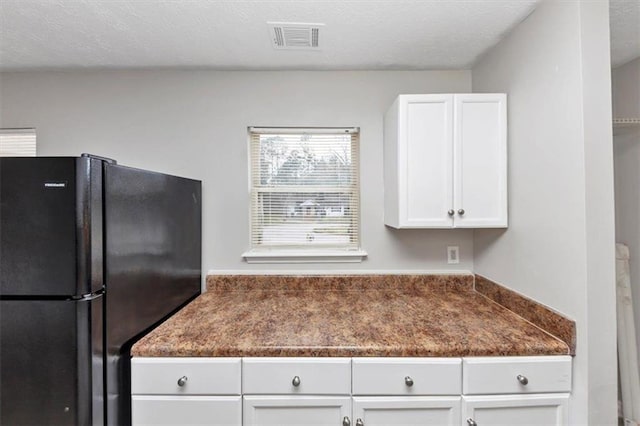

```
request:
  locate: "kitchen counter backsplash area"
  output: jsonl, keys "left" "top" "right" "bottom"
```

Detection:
{"left": 206, "top": 273, "right": 475, "bottom": 292}
{"left": 475, "top": 274, "right": 576, "bottom": 354}
{"left": 132, "top": 273, "right": 575, "bottom": 358}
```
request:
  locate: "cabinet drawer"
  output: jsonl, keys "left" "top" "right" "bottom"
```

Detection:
{"left": 243, "top": 358, "right": 351, "bottom": 395}
{"left": 352, "top": 358, "right": 462, "bottom": 395}
{"left": 463, "top": 356, "right": 572, "bottom": 395}
{"left": 131, "top": 357, "right": 241, "bottom": 395}
{"left": 132, "top": 395, "right": 241, "bottom": 426}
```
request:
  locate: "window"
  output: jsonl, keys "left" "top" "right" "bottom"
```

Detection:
{"left": 0, "top": 129, "right": 36, "bottom": 157}
{"left": 243, "top": 127, "right": 366, "bottom": 263}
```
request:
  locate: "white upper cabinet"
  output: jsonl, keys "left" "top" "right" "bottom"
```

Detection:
{"left": 454, "top": 94, "right": 508, "bottom": 228}
{"left": 384, "top": 94, "right": 507, "bottom": 228}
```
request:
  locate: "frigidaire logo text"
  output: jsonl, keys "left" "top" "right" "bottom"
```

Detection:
{"left": 44, "top": 182, "right": 67, "bottom": 188}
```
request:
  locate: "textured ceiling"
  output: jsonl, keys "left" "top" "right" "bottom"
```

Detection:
{"left": 610, "top": 0, "right": 640, "bottom": 68}
{"left": 1, "top": 1, "right": 636, "bottom": 71}
{"left": 0, "top": 0, "right": 541, "bottom": 71}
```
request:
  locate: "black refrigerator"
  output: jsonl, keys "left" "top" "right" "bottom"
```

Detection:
{"left": 0, "top": 154, "right": 202, "bottom": 426}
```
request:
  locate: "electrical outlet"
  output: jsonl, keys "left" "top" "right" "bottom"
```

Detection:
{"left": 447, "top": 246, "right": 460, "bottom": 264}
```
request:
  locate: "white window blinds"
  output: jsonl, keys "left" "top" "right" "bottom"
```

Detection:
{"left": 248, "top": 127, "right": 361, "bottom": 252}
{"left": 0, "top": 129, "right": 36, "bottom": 157}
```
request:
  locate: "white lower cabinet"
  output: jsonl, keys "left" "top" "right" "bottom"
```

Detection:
{"left": 130, "top": 356, "right": 572, "bottom": 426}
{"left": 353, "top": 396, "right": 461, "bottom": 426}
{"left": 242, "top": 358, "right": 352, "bottom": 395}
{"left": 462, "top": 356, "right": 572, "bottom": 395}
{"left": 352, "top": 358, "right": 462, "bottom": 396}
{"left": 461, "top": 357, "right": 571, "bottom": 426}
{"left": 351, "top": 358, "right": 462, "bottom": 426}
{"left": 132, "top": 395, "right": 241, "bottom": 426}
{"left": 242, "top": 358, "right": 352, "bottom": 426}
{"left": 462, "top": 394, "right": 570, "bottom": 426}
{"left": 131, "top": 357, "right": 242, "bottom": 426}
{"left": 243, "top": 396, "right": 351, "bottom": 426}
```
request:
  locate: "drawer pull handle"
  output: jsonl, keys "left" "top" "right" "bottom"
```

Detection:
{"left": 355, "top": 419, "right": 364, "bottom": 426}
{"left": 467, "top": 418, "right": 477, "bottom": 426}
{"left": 404, "top": 376, "right": 414, "bottom": 387}
{"left": 517, "top": 374, "right": 529, "bottom": 385}
{"left": 177, "top": 376, "right": 188, "bottom": 387}
{"left": 342, "top": 416, "right": 351, "bottom": 426}
{"left": 448, "top": 209, "right": 455, "bottom": 216}
{"left": 292, "top": 375, "right": 301, "bottom": 387}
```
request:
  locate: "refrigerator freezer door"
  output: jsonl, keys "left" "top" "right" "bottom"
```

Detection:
{"left": 0, "top": 157, "right": 104, "bottom": 297}
{"left": 0, "top": 158, "right": 78, "bottom": 296}
{"left": 103, "top": 163, "right": 201, "bottom": 426}
{"left": 0, "top": 295, "right": 103, "bottom": 426}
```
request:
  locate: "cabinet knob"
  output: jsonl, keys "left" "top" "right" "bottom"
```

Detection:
{"left": 342, "top": 416, "right": 351, "bottom": 426}
{"left": 466, "top": 418, "right": 477, "bottom": 426}
{"left": 292, "top": 375, "right": 301, "bottom": 387}
{"left": 458, "top": 209, "right": 465, "bottom": 216}
{"left": 356, "top": 419, "right": 364, "bottom": 426}
{"left": 517, "top": 374, "right": 529, "bottom": 385}
{"left": 448, "top": 209, "right": 455, "bottom": 216}
{"left": 177, "top": 376, "right": 188, "bottom": 387}
{"left": 404, "top": 376, "right": 414, "bottom": 387}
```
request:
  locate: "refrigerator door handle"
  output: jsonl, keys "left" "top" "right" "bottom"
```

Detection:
{"left": 72, "top": 290, "right": 105, "bottom": 301}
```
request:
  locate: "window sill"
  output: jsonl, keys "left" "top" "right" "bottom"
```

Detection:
{"left": 242, "top": 249, "right": 368, "bottom": 264}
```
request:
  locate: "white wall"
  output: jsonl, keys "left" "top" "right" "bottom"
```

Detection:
{"left": 613, "top": 57, "right": 640, "bottom": 365}
{"left": 472, "top": 0, "right": 616, "bottom": 424}
{"left": 0, "top": 70, "right": 473, "bottom": 273}
{"left": 580, "top": 2, "right": 617, "bottom": 420}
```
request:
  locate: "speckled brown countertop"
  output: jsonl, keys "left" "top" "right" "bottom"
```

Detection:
{"left": 131, "top": 274, "right": 573, "bottom": 358}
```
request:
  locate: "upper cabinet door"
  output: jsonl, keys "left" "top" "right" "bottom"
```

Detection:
{"left": 384, "top": 94, "right": 454, "bottom": 228}
{"left": 384, "top": 93, "right": 507, "bottom": 229}
{"left": 453, "top": 94, "right": 508, "bottom": 228}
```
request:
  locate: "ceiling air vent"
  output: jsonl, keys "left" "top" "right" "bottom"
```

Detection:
{"left": 268, "top": 22, "right": 324, "bottom": 50}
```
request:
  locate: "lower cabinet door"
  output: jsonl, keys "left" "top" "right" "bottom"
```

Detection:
{"left": 132, "top": 395, "right": 241, "bottom": 426}
{"left": 353, "top": 396, "right": 461, "bottom": 426}
{"left": 243, "top": 396, "right": 352, "bottom": 426}
{"left": 462, "top": 394, "right": 569, "bottom": 426}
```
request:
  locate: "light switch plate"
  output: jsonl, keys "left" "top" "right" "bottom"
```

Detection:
{"left": 447, "top": 246, "right": 460, "bottom": 264}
